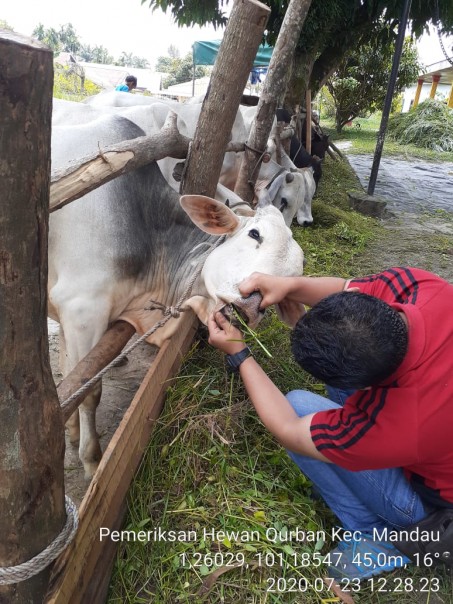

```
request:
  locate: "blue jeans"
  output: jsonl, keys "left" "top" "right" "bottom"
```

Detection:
{"left": 286, "top": 387, "right": 429, "bottom": 534}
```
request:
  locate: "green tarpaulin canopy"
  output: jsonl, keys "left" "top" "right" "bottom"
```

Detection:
{"left": 192, "top": 40, "right": 273, "bottom": 67}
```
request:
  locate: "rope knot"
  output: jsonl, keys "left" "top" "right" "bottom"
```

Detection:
{"left": 165, "top": 306, "right": 180, "bottom": 318}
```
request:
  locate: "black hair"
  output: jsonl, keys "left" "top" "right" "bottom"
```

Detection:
{"left": 125, "top": 75, "right": 137, "bottom": 86}
{"left": 291, "top": 292, "right": 408, "bottom": 389}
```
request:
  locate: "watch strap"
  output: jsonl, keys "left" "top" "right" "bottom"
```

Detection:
{"left": 226, "top": 347, "right": 252, "bottom": 373}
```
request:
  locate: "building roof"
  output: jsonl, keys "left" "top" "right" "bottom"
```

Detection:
{"left": 79, "top": 62, "right": 166, "bottom": 93}
{"left": 419, "top": 59, "right": 453, "bottom": 85}
{"left": 53, "top": 54, "right": 166, "bottom": 93}
{"left": 162, "top": 76, "right": 211, "bottom": 99}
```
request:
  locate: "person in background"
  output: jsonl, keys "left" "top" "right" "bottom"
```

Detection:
{"left": 207, "top": 267, "right": 453, "bottom": 582}
{"left": 115, "top": 75, "right": 137, "bottom": 92}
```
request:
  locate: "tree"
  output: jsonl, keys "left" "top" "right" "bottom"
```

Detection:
{"left": 79, "top": 44, "right": 96, "bottom": 62}
{"left": 32, "top": 23, "right": 62, "bottom": 52}
{"left": 132, "top": 56, "right": 150, "bottom": 68}
{"left": 58, "top": 23, "right": 81, "bottom": 54}
{"left": 156, "top": 55, "right": 173, "bottom": 72}
{"left": 0, "top": 19, "right": 13, "bottom": 30}
{"left": 156, "top": 52, "right": 208, "bottom": 87}
{"left": 327, "top": 34, "right": 421, "bottom": 132}
{"left": 168, "top": 44, "right": 180, "bottom": 59}
{"left": 91, "top": 45, "right": 114, "bottom": 64}
{"left": 32, "top": 22, "right": 81, "bottom": 54}
{"left": 143, "top": 0, "right": 453, "bottom": 111}
{"left": 118, "top": 51, "right": 134, "bottom": 66}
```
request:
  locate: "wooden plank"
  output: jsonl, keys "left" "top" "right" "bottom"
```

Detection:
{"left": 45, "top": 312, "right": 199, "bottom": 604}
{"left": 58, "top": 321, "right": 136, "bottom": 422}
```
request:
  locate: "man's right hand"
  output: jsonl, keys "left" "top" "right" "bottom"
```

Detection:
{"left": 239, "top": 272, "right": 295, "bottom": 309}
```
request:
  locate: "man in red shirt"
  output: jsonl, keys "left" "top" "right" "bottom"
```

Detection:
{"left": 207, "top": 267, "right": 453, "bottom": 581}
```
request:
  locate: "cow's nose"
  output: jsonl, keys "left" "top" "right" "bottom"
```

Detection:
{"left": 302, "top": 220, "right": 313, "bottom": 227}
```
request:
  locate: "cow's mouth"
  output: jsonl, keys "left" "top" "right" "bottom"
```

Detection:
{"left": 220, "top": 291, "right": 265, "bottom": 328}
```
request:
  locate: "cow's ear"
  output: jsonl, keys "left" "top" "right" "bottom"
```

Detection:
{"left": 180, "top": 195, "right": 240, "bottom": 235}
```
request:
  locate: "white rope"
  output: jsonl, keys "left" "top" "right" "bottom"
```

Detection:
{"left": 60, "top": 235, "right": 226, "bottom": 410}
{"left": 0, "top": 496, "right": 78, "bottom": 585}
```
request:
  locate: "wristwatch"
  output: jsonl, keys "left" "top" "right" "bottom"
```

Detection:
{"left": 225, "top": 347, "right": 252, "bottom": 373}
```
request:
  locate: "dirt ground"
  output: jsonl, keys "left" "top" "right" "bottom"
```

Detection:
{"left": 49, "top": 325, "right": 158, "bottom": 506}
{"left": 354, "top": 210, "right": 453, "bottom": 282}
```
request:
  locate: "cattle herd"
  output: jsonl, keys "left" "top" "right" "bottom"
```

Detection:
{"left": 51, "top": 91, "right": 322, "bottom": 477}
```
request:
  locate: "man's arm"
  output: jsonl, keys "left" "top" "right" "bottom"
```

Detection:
{"left": 207, "top": 312, "right": 330, "bottom": 462}
{"left": 239, "top": 273, "right": 347, "bottom": 309}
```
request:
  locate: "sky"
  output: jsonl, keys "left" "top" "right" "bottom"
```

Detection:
{"left": 1, "top": 1, "right": 452, "bottom": 70}
{"left": 1, "top": 0, "right": 228, "bottom": 67}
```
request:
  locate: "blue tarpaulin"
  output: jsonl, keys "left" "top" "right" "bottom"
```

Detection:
{"left": 192, "top": 40, "right": 273, "bottom": 67}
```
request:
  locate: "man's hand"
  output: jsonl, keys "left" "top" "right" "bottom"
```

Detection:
{"left": 239, "top": 272, "right": 294, "bottom": 309}
{"left": 207, "top": 311, "right": 247, "bottom": 355}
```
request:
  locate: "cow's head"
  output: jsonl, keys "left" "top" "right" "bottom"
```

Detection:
{"left": 180, "top": 195, "right": 305, "bottom": 328}
{"left": 256, "top": 169, "right": 314, "bottom": 227}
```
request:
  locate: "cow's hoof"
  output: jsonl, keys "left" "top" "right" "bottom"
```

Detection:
{"left": 83, "top": 460, "right": 100, "bottom": 481}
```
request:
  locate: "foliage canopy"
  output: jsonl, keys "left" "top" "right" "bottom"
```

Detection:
{"left": 156, "top": 51, "right": 208, "bottom": 87}
{"left": 327, "top": 34, "right": 421, "bottom": 132}
{"left": 142, "top": 0, "right": 453, "bottom": 107}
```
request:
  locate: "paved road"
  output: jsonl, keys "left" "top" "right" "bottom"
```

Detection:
{"left": 346, "top": 154, "right": 453, "bottom": 215}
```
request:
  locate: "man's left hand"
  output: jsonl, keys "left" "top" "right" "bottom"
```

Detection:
{"left": 207, "top": 311, "right": 247, "bottom": 355}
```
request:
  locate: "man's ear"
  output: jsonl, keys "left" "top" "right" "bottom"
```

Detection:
{"left": 275, "top": 299, "right": 306, "bottom": 328}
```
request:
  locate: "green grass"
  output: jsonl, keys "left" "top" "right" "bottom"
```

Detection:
{"left": 323, "top": 112, "right": 453, "bottom": 162}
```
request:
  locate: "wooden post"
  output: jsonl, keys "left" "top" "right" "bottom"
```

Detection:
{"left": 180, "top": 0, "right": 270, "bottom": 197}
{"left": 429, "top": 74, "right": 441, "bottom": 99}
{"left": 58, "top": 321, "right": 135, "bottom": 422}
{"left": 412, "top": 78, "right": 424, "bottom": 109}
{"left": 0, "top": 32, "right": 66, "bottom": 602}
{"left": 233, "top": 0, "right": 313, "bottom": 204}
{"left": 305, "top": 89, "right": 312, "bottom": 154}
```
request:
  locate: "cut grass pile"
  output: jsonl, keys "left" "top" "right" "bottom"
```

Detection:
{"left": 387, "top": 99, "right": 453, "bottom": 153}
{"left": 323, "top": 109, "right": 453, "bottom": 162}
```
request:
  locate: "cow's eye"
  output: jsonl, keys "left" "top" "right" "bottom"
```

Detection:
{"left": 248, "top": 228, "right": 261, "bottom": 241}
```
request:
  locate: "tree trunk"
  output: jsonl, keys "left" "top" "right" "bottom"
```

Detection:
{"left": 180, "top": 0, "right": 271, "bottom": 197}
{"left": 0, "top": 32, "right": 66, "bottom": 603}
{"left": 284, "top": 48, "right": 315, "bottom": 112}
{"left": 234, "top": 0, "right": 313, "bottom": 204}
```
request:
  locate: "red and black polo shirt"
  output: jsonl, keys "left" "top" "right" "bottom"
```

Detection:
{"left": 310, "top": 267, "right": 453, "bottom": 508}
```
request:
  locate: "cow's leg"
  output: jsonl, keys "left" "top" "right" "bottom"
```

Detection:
{"left": 78, "top": 382, "right": 103, "bottom": 479}
{"left": 58, "top": 300, "right": 110, "bottom": 479}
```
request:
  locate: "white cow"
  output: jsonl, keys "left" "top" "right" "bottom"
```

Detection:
{"left": 50, "top": 109, "right": 305, "bottom": 478}
{"left": 80, "top": 92, "right": 315, "bottom": 226}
